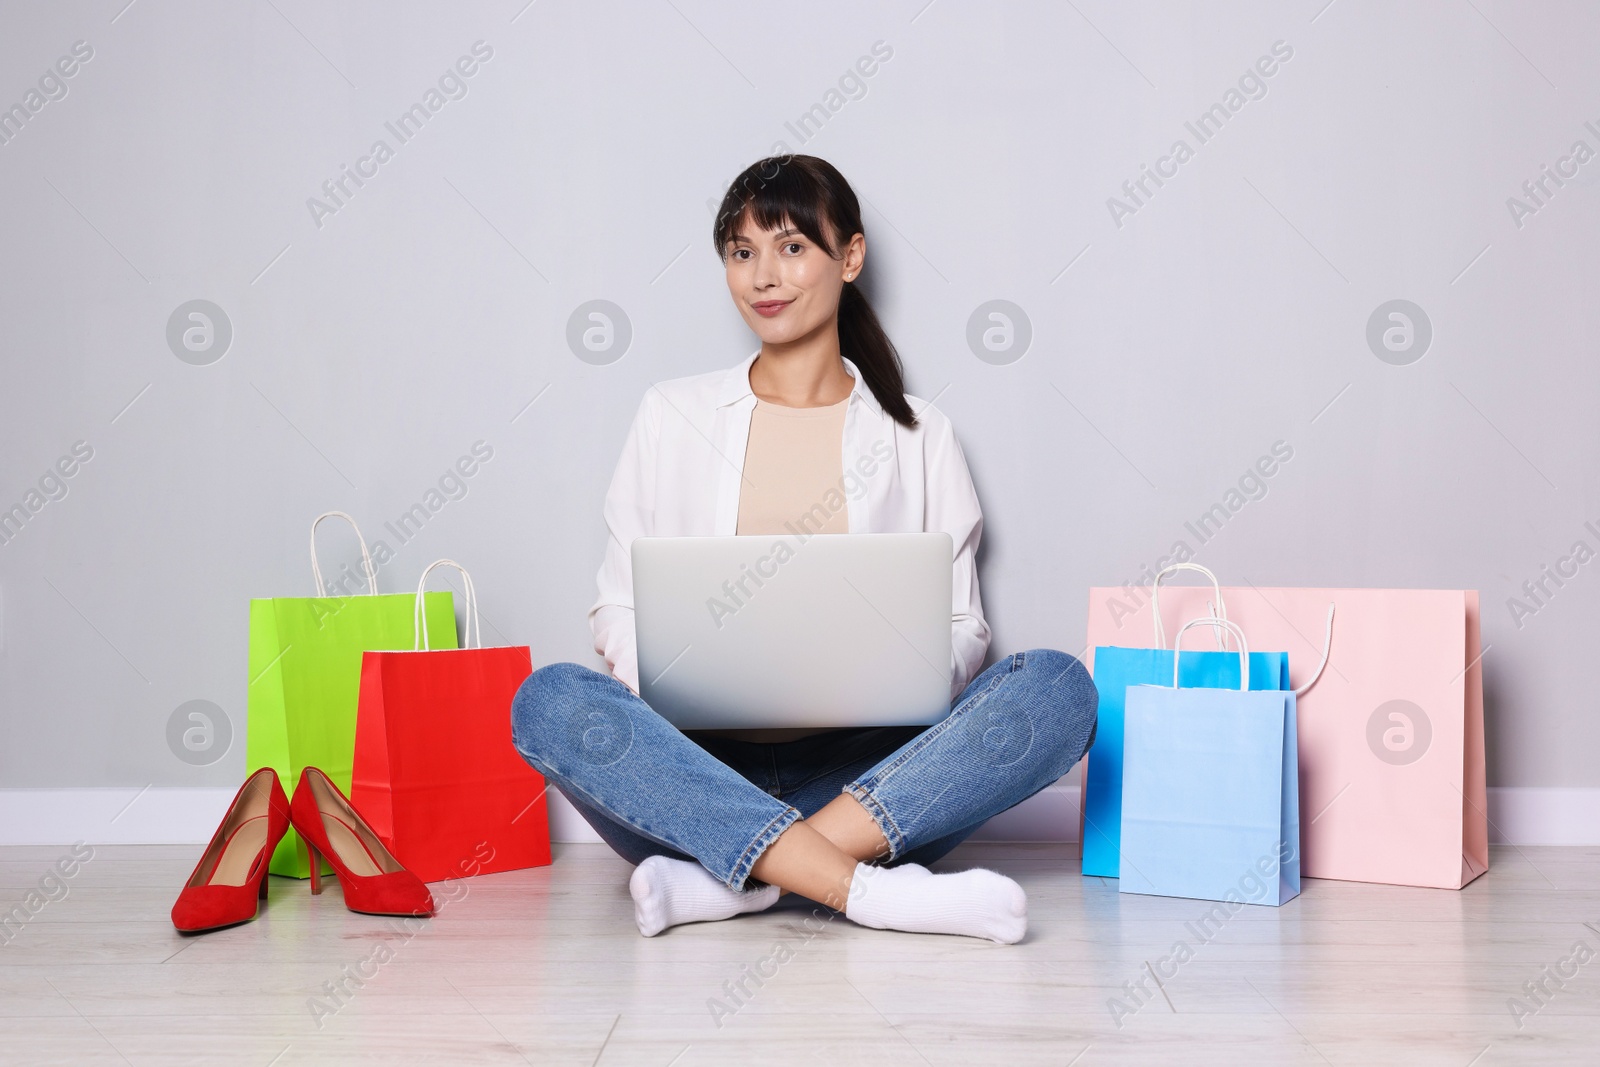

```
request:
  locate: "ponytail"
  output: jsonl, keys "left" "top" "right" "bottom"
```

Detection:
{"left": 838, "top": 281, "right": 917, "bottom": 427}
{"left": 714, "top": 154, "right": 919, "bottom": 428}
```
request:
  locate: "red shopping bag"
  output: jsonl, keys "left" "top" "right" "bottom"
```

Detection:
{"left": 351, "top": 560, "right": 551, "bottom": 882}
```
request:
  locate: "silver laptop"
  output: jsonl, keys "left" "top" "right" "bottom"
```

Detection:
{"left": 632, "top": 533, "right": 953, "bottom": 730}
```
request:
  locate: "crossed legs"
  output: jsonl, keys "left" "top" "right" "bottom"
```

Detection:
{"left": 512, "top": 649, "right": 1099, "bottom": 943}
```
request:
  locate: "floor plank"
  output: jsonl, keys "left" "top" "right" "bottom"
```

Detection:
{"left": 1, "top": 842, "right": 1597, "bottom": 1064}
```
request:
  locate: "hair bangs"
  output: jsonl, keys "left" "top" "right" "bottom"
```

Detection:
{"left": 713, "top": 157, "right": 841, "bottom": 260}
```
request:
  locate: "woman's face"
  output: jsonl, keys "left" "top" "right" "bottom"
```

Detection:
{"left": 723, "top": 211, "right": 864, "bottom": 346}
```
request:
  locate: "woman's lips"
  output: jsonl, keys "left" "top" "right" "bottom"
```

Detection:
{"left": 752, "top": 299, "right": 793, "bottom": 318}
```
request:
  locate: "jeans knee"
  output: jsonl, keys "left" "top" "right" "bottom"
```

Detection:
{"left": 510, "top": 662, "right": 592, "bottom": 760}
{"left": 1018, "top": 648, "right": 1099, "bottom": 741}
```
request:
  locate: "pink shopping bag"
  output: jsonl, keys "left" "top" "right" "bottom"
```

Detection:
{"left": 1087, "top": 579, "right": 1487, "bottom": 890}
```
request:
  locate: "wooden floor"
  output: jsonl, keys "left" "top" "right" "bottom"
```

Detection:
{"left": 2, "top": 842, "right": 1598, "bottom": 1065}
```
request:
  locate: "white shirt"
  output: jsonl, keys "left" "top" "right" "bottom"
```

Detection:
{"left": 589, "top": 350, "right": 991, "bottom": 702}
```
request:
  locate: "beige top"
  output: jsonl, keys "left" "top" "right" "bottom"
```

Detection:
{"left": 703, "top": 396, "right": 849, "bottom": 743}
{"left": 735, "top": 397, "right": 850, "bottom": 537}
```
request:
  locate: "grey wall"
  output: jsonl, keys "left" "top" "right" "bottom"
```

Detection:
{"left": 1, "top": 0, "right": 1596, "bottom": 792}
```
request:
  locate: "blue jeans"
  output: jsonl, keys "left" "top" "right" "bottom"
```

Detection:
{"left": 510, "top": 649, "right": 1098, "bottom": 890}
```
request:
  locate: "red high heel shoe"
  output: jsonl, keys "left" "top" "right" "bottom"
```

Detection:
{"left": 288, "top": 767, "right": 433, "bottom": 917}
{"left": 171, "top": 768, "right": 290, "bottom": 933}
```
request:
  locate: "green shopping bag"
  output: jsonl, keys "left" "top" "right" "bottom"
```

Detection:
{"left": 247, "top": 512, "right": 457, "bottom": 877}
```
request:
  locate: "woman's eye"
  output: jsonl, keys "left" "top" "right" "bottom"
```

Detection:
{"left": 784, "top": 243, "right": 803, "bottom": 254}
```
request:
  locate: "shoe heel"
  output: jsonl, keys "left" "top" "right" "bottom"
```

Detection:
{"left": 258, "top": 875, "right": 270, "bottom": 900}
{"left": 307, "top": 844, "right": 323, "bottom": 895}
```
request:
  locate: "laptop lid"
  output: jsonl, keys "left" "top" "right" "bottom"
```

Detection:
{"left": 632, "top": 532, "right": 953, "bottom": 730}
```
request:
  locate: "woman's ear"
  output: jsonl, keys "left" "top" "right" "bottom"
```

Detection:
{"left": 843, "top": 231, "right": 866, "bottom": 281}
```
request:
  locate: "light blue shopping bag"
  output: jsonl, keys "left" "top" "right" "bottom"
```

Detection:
{"left": 1118, "top": 618, "right": 1301, "bottom": 906}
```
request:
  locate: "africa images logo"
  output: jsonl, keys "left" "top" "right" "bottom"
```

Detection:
{"left": 166, "top": 300, "right": 233, "bottom": 365}
{"left": 966, "top": 300, "right": 1032, "bottom": 365}
{"left": 1366, "top": 700, "right": 1431, "bottom": 766}
{"left": 1365, "top": 299, "right": 1432, "bottom": 366}
{"left": 166, "top": 700, "right": 232, "bottom": 766}
{"left": 566, "top": 300, "right": 632, "bottom": 365}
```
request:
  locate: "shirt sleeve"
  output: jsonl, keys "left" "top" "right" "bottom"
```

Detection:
{"left": 588, "top": 391, "right": 659, "bottom": 695}
{"left": 922, "top": 408, "right": 992, "bottom": 699}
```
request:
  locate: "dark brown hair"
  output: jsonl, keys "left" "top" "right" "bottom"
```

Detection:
{"left": 713, "top": 155, "right": 917, "bottom": 427}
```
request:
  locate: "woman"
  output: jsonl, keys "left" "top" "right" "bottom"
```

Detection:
{"left": 512, "top": 155, "right": 1097, "bottom": 943}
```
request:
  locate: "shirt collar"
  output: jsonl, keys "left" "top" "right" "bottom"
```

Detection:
{"left": 716, "top": 350, "right": 885, "bottom": 418}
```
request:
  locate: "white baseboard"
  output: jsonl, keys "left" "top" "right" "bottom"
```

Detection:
{"left": 1483, "top": 787, "right": 1600, "bottom": 846}
{"left": 0, "top": 788, "right": 244, "bottom": 845}
{"left": 0, "top": 783, "right": 1084, "bottom": 848}
{"left": 968, "top": 782, "right": 1082, "bottom": 842}
{"left": 547, "top": 790, "right": 602, "bottom": 843}
{"left": 0, "top": 785, "right": 1594, "bottom": 847}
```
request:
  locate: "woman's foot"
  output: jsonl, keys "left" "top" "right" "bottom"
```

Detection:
{"left": 629, "top": 855, "right": 779, "bottom": 937}
{"left": 844, "top": 862, "right": 1027, "bottom": 944}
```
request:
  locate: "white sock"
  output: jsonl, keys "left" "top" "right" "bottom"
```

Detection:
{"left": 843, "top": 862, "right": 1027, "bottom": 944}
{"left": 629, "top": 855, "right": 779, "bottom": 937}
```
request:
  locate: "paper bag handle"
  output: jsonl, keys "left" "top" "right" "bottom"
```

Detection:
{"left": 309, "top": 511, "right": 378, "bottom": 597}
{"left": 1293, "top": 603, "right": 1335, "bottom": 698}
{"left": 1171, "top": 616, "right": 1250, "bottom": 692}
{"left": 415, "top": 559, "right": 479, "bottom": 651}
{"left": 1152, "top": 563, "right": 1228, "bottom": 650}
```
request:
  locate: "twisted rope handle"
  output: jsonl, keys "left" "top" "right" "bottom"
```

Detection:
{"left": 1152, "top": 562, "right": 1228, "bottom": 649}
{"left": 309, "top": 511, "right": 377, "bottom": 597}
{"left": 414, "top": 559, "right": 479, "bottom": 651}
{"left": 1170, "top": 616, "right": 1251, "bottom": 692}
